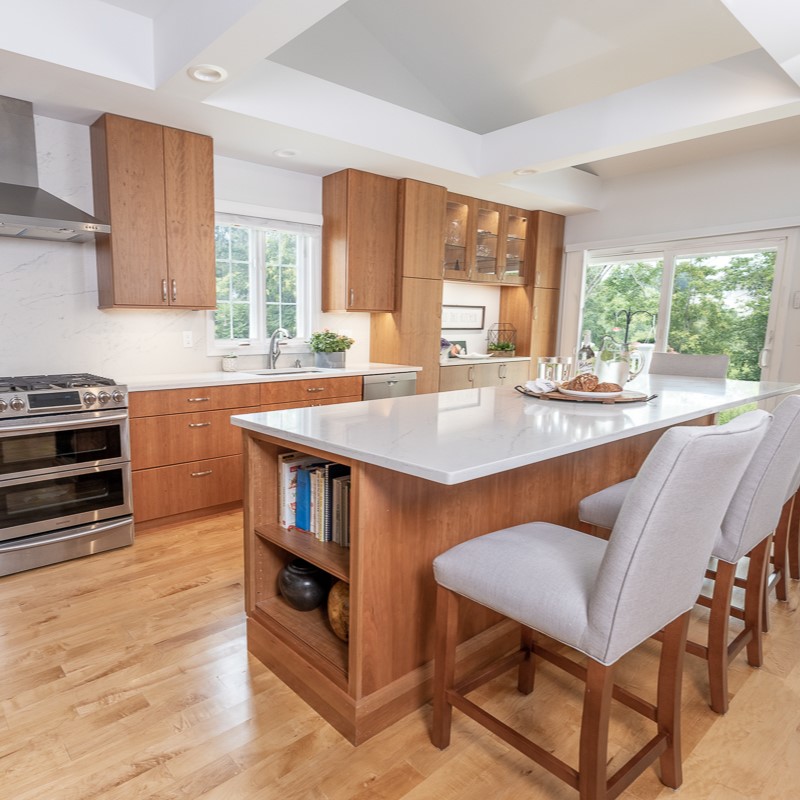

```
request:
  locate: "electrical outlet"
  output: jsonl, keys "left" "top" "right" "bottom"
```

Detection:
{"left": 182, "top": 331, "right": 193, "bottom": 348}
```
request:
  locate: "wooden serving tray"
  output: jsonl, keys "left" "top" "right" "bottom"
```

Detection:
{"left": 514, "top": 385, "right": 655, "bottom": 404}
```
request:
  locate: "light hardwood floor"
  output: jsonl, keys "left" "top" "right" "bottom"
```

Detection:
{"left": 1, "top": 510, "right": 798, "bottom": 799}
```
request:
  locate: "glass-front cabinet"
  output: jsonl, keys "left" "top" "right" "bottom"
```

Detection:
{"left": 500, "top": 207, "right": 529, "bottom": 284}
{"left": 472, "top": 201, "right": 501, "bottom": 282}
{"left": 442, "top": 194, "right": 472, "bottom": 280}
{"left": 442, "top": 193, "right": 532, "bottom": 285}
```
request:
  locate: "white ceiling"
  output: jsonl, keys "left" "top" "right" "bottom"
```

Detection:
{"left": 2, "top": 0, "right": 799, "bottom": 214}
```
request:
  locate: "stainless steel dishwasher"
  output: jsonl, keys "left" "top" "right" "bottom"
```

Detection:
{"left": 362, "top": 372, "right": 417, "bottom": 400}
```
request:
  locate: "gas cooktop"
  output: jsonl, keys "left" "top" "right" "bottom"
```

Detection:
{"left": 0, "top": 373, "right": 126, "bottom": 418}
{"left": 0, "top": 373, "right": 118, "bottom": 392}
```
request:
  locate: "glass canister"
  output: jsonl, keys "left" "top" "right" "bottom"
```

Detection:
{"left": 221, "top": 353, "right": 238, "bottom": 372}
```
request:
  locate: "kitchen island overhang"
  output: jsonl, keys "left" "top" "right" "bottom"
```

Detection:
{"left": 232, "top": 377, "right": 800, "bottom": 744}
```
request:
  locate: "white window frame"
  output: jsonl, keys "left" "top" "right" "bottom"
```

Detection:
{"left": 206, "top": 204, "right": 321, "bottom": 357}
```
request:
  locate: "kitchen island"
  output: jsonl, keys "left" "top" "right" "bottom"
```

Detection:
{"left": 231, "top": 376, "right": 799, "bottom": 744}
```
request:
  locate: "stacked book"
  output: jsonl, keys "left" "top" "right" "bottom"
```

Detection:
{"left": 278, "top": 451, "right": 351, "bottom": 546}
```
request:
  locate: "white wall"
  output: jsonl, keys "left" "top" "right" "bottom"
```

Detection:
{"left": 0, "top": 115, "right": 373, "bottom": 380}
{"left": 562, "top": 141, "right": 800, "bottom": 383}
{"left": 441, "top": 282, "right": 502, "bottom": 355}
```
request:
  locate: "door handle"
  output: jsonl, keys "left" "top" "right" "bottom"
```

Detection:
{"left": 759, "top": 348, "right": 770, "bottom": 369}
{"left": 171, "top": 279, "right": 177, "bottom": 302}
{"left": 188, "top": 422, "right": 211, "bottom": 428}
{"left": 190, "top": 470, "right": 213, "bottom": 477}
{"left": 161, "top": 279, "right": 168, "bottom": 302}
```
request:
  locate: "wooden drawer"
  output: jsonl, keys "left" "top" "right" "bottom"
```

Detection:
{"left": 129, "top": 383, "right": 260, "bottom": 417}
{"left": 131, "top": 406, "right": 255, "bottom": 470}
{"left": 259, "top": 376, "right": 362, "bottom": 405}
{"left": 132, "top": 454, "right": 243, "bottom": 522}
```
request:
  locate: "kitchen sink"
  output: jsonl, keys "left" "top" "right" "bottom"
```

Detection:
{"left": 240, "top": 367, "right": 325, "bottom": 376}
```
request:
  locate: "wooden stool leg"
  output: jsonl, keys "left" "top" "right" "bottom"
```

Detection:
{"left": 772, "top": 498, "right": 792, "bottom": 602}
{"left": 578, "top": 659, "right": 614, "bottom": 799}
{"left": 744, "top": 537, "right": 770, "bottom": 668}
{"left": 789, "top": 489, "right": 800, "bottom": 580}
{"left": 518, "top": 626, "right": 535, "bottom": 695}
{"left": 707, "top": 560, "right": 736, "bottom": 714}
{"left": 657, "top": 612, "right": 690, "bottom": 789}
{"left": 431, "top": 584, "right": 458, "bottom": 749}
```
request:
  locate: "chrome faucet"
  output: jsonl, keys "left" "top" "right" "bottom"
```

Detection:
{"left": 266, "top": 327, "right": 290, "bottom": 369}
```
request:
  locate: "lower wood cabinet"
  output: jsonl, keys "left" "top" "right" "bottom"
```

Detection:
{"left": 439, "top": 359, "right": 530, "bottom": 391}
{"left": 130, "top": 377, "right": 362, "bottom": 526}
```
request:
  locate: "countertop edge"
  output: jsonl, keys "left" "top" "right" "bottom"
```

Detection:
{"left": 121, "top": 364, "right": 421, "bottom": 392}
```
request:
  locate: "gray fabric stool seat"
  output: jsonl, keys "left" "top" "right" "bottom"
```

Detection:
{"left": 648, "top": 352, "right": 729, "bottom": 378}
{"left": 578, "top": 394, "right": 800, "bottom": 713}
{"left": 432, "top": 411, "right": 770, "bottom": 799}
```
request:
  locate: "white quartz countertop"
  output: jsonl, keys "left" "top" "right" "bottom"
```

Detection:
{"left": 231, "top": 375, "right": 800, "bottom": 485}
{"left": 120, "top": 363, "right": 420, "bottom": 392}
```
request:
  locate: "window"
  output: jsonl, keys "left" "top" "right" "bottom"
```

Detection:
{"left": 564, "top": 231, "right": 791, "bottom": 383}
{"left": 210, "top": 212, "right": 319, "bottom": 353}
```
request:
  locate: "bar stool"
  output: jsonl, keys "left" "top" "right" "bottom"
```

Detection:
{"left": 648, "top": 352, "right": 729, "bottom": 378}
{"left": 432, "top": 411, "right": 769, "bottom": 799}
{"left": 578, "top": 394, "right": 800, "bottom": 714}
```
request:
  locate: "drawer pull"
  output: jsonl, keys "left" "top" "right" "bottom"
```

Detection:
{"left": 190, "top": 470, "right": 213, "bottom": 477}
{"left": 171, "top": 279, "right": 177, "bottom": 302}
{"left": 187, "top": 397, "right": 210, "bottom": 403}
{"left": 306, "top": 387, "right": 325, "bottom": 393}
{"left": 161, "top": 278, "right": 168, "bottom": 302}
{"left": 188, "top": 422, "right": 211, "bottom": 428}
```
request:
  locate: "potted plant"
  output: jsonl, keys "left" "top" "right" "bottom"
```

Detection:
{"left": 308, "top": 329, "right": 355, "bottom": 369}
{"left": 487, "top": 341, "right": 516, "bottom": 357}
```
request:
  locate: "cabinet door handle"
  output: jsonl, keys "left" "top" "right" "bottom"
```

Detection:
{"left": 188, "top": 422, "right": 211, "bottom": 428}
{"left": 499, "top": 364, "right": 507, "bottom": 379}
{"left": 161, "top": 279, "right": 168, "bottom": 302}
{"left": 187, "top": 397, "right": 210, "bottom": 403}
{"left": 349, "top": 288, "right": 355, "bottom": 307}
{"left": 306, "top": 387, "right": 325, "bottom": 393}
{"left": 468, "top": 366, "right": 474, "bottom": 382}
{"left": 171, "top": 279, "right": 177, "bottom": 302}
{"left": 533, "top": 305, "right": 539, "bottom": 321}
{"left": 190, "top": 470, "right": 213, "bottom": 477}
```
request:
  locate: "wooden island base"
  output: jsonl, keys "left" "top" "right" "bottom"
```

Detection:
{"left": 242, "top": 418, "right": 713, "bottom": 745}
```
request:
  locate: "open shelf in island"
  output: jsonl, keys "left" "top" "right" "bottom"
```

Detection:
{"left": 253, "top": 595, "right": 348, "bottom": 685}
{"left": 255, "top": 521, "right": 350, "bottom": 582}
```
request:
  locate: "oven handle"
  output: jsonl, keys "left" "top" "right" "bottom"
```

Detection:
{"left": 0, "top": 412, "right": 129, "bottom": 434}
{"left": 0, "top": 517, "right": 132, "bottom": 552}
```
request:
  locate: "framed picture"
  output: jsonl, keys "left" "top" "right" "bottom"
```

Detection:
{"left": 448, "top": 340, "right": 467, "bottom": 358}
{"left": 441, "top": 305, "right": 485, "bottom": 330}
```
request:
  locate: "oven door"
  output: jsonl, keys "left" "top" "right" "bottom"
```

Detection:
{"left": 0, "top": 462, "right": 133, "bottom": 542}
{"left": 0, "top": 410, "right": 129, "bottom": 480}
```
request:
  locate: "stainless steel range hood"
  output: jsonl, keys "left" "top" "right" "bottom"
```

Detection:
{"left": 0, "top": 96, "right": 110, "bottom": 243}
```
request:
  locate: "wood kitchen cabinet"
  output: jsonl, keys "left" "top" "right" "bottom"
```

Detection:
{"left": 531, "top": 210, "right": 565, "bottom": 289}
{"left": 370, "top": 179, "right": 446, "bottom": 394}
{"left": 439, "top": 359, "right": 530, "bottom": 391}
{"left": 499, "top": 211, "right": 565, "bottom": 363}
{"left": 130, "top": 378, "right": 361, "bottom": 526}
{"left": 442, "top": 193, "right": 474, "bottom": 281}
{"left": 90, "top": 113, "right": 215, "bottom": 309}
{"left": 322, "top": 169, "right": 398, "bottom": 312}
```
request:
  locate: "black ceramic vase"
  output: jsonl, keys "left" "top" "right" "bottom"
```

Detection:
{"left": 277, "top": 558, "right": 328, "bottom": 611}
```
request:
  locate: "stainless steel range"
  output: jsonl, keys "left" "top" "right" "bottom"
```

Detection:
{"left": 0, "top": 373, "right": 133, "bottom": 576}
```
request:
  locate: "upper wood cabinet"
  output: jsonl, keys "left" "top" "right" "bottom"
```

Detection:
{"left": 442, "top": 193, "right": 474, "bottom": 281}
{"left": 397, "top": 179, "right": 447, "bottom": 280}
{"left": 322, "top": 169, "right": 398, "bottom": 312}
{"left": 90, "top": 113, "right": 216, "bottom": 309}
{"left": 498, "top": 207, "right": 530, "bottom": 285}
{"left": 530, "top": 211, "right": 565, "bottom": 289}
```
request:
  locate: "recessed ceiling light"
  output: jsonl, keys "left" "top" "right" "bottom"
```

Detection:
{"left": 513, "top": 168, "right": 537, "bottom": 176}
{"left": 273, "top": 149, "right": 298, "bottom": 158}
{"left": 187, "top": 64, "right": 228, "bottom": 83}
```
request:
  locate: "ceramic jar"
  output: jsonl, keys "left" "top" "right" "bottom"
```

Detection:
{"left": 277, "top": 558, "right": 328, "bottom": 611}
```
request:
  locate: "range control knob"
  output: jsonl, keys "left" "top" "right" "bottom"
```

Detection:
{"left": 83, "top": 392, "right": 97, "bottom": 405}
{"left": 9, "top": 396, "right": 24, "bottom": 411}
{"left": 111, "top": 390, "right": 125, "bottom": 404}
{"left": 0, "top": 398, "right": 7, "bottom": 412}
{"left": 97, "top": 391, "right": 111, "bottom": 405}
